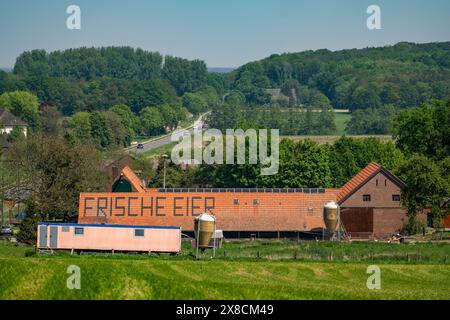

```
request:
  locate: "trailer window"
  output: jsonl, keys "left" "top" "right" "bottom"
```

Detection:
{"left": 62, "top": 226, "right": 70, "bottom": 232}
{"left": 134, "top": 229, "right": 145, "bottom": 237}
{"left": 74, "top": 227, "right": 84, "bottom": 235}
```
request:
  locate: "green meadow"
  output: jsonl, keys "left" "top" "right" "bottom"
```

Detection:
{"left": 0, "top": 241, "right": 449, "bottom": 300}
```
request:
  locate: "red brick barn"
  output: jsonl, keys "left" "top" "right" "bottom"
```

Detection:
{"left": 337, "top": 163, "right": 409, "bottom": 238}
{"left": 78, "top": 163, "right": 413, "bottom": 239}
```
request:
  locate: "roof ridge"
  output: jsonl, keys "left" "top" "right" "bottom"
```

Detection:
{"left": 337, "top": 162, "right": 382, "bottom": 203}
{"left": 121, "top": 166, "right": 146, "bottom": 193}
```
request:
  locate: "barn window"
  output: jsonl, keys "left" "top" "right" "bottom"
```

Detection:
{"left": 134, "top": 229, "right": 145, "bottom": 237}
{"left": 233, "top": 199, "right": 239, "bottom": 205}
{"left": 62, "top": 226, "right": 70, "bottom": 232}
{"left": 363, "top": 194, "right": 371, "bottom": 202}
{"left": 392, "top": 194, "right": 401, "bottom": 202}
{"left": 74, "top": 227, "right": 84, "bottom": 235}
{"left": 307, "top": 207, "right": 314, "bottom": 216}
{"left": 253, "top": 199, "right": 259, "bottom": 205}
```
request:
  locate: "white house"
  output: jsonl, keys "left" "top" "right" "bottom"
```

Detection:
{"left": 0, "top": 108, "right": 28, "bottom": 137}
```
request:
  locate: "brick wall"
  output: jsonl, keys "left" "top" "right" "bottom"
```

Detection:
{"left": 78, "top": 190, "right": 339, "bottom": 232}
{"left": 340, "top": 172, "right": 409, "bottom": 238}
{"left": 340, "top": 172, "right": 402, "bottom": 208}
{"left": 372, "top": 208, "right": 407, "bottom": 236}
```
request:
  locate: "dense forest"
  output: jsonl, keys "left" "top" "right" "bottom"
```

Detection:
{"left": 0, "top": 47, "right": 224, "bottom": 116}
{"left": 1, "top": 42, "right": 450, "bottom": 139}
{"left": 229, "top": 42, "right": 450, "bottom": 109}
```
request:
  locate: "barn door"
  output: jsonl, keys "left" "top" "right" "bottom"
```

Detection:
{"left": 49, "top": 226, "right": 58, "bottom": 248}
{"left": 39, "top": 225, "right": 48, "bottom": 248}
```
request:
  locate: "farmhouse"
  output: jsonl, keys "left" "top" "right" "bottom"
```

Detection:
{"left": 0, "top": 108, "right": 28, "bottom": 137}
{"left": 78, "top": 162, "right": 420, "bottom": 239}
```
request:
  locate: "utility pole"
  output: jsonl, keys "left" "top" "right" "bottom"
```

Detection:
{"left": 162, "top": 154, "right": 169, "bottom": 189}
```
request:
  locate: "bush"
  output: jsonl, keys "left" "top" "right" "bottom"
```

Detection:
{"left": 402, "top": 215, "right": 425, "bottom": 236}
{"left": 17, "top": 215, "right": 40, "bottom": 245}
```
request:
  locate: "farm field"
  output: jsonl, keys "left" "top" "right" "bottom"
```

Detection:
{"left": 334, "top": 113, "right": 351, "bottom": 135}
{"left": 284, "top": 135, "right": 393, "bottom": 145}
{"left": 0, "top": 240, "right": 449, "bottom": 300}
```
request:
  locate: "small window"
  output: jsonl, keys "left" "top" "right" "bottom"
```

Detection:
{"left": 253, "top": 199, "right": 259, "bottom": 205}
{"left": 307, "top": 207, "right": 314, "bottom": 216}
{"left": 62, "top": 226, "right": 70, "bottom": 232}
{"left": 74, "top": 227, "right": 84, "bottom": 235}
{"left": 134, "top": 229, "right": 145, "bottom": 237}
{"left": 363, "top": 194, "right": 371, "bottom": 202}
{"left": 392, "top": 194, "right": 401, "bottom": 202}
{"left": 233, "top": 199, "right": 239, "bottom": 205}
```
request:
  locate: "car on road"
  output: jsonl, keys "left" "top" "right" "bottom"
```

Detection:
{"left": 136, "top": 143, "right": 144, "bottom": 150}
{"left": 0, "top": 225, "right": 13, "bottom": 236}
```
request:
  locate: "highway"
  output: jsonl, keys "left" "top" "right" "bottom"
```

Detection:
{"left": 127, "top": 113, "right": 207, "bottom": 155}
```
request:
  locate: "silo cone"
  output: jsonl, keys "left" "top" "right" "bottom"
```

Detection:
{"left": 323, "top": 201, "right": 339, "bottom": 232}
{"left": 194, "top": 213, "right": 216, "bottom": 249}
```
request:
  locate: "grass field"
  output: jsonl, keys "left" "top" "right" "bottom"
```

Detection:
{"left": 284, "top": 135, "right": 393, "bottom": 145}
{"left": 334, "top": 113, "right": 351, "bottom": 135}
{"left": 1, "top": 240, "right": 449, "bottom": 300}
{"left": 140, "top": 142, "right": 178, "bottom": 158}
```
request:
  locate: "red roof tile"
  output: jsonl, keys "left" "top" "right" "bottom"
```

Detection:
{"left": 121, "top": 166, "right": 146, "bottom": 193}
{"left": 337, "top": 162, "right": 382, "bottom": 203}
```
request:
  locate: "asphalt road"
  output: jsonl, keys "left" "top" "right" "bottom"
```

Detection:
{"left": 129, "top": 113, "right": 206, "bottom": 154}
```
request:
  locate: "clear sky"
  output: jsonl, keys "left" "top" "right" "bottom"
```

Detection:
{"left": 0, "top": 0, "right": 449, "bottom": 68}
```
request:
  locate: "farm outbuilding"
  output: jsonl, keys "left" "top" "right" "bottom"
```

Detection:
{"left": 37, "top": 222, "right": 181, "bottom": 253}
{"left": 77, "top": 163, "right": 424, "bottom": 239}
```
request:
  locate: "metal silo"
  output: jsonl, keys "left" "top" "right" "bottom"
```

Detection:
{"left": 323, "top": 201, "right": 339, "bottom": 232}
{"left": 194, "top": 213, "right": 216, "bottom": 252}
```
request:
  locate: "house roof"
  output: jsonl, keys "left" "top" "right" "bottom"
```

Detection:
{"left": 0, "top": 108, "right": 28, "bottom": 126}
{"left": 118, "top": 162, "right": 404, "bottom": 201}
{"left": 121, "top": 166, "right": 146, "bottom": 193}
{"left": 337, "top": 162, "right": 405, "bottom": 204}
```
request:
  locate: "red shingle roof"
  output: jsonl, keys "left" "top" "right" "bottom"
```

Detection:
{"left": 337, "top": 162, "right": 382, "bottom": 203}
{"left": 121, "top": 166, "right": 145, "bottom": 193}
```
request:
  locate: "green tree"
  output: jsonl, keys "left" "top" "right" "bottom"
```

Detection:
{"left": 140, "top": 107, "right": 163, "bottom": 135}
{"left": 5, "top": 134, "right": 106, "bottom": 222}
{"left": 0, "top": 91, "right": 40, "bottom": 130}
{"left": 105, "top": 110, "right": 128, "bottom": 146}
{"left": 90, "top": 111, "right": 113, "bottom": 148}
{"left": 109, "top": 104, "right": 141, "bottom": 139}
{"left": 66, "top": 111, "right": 92, "bottom": 142}
{"left": 182, "top": 93, "right": 207, "bottom": 115}
{"left": 393, "top": 100, "right": 450, "bottom": 160}
{"left": 398, "top": 155, "right": 449, "bottom": 231}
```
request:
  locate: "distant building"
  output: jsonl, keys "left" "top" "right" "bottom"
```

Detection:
{"left": 0, "top": 108, "right": 28, "bottom": 137}
{"left": 102, "top": 154, "right": 136, "bottom": 191}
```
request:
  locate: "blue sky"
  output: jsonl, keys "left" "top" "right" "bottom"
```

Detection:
{"left": 0, "top": 0, "right": 449, "bottom": 68}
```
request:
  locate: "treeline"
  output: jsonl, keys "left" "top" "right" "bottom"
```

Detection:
{"left": 346, "top": 105, "right": 398, "bottom": 135}
{"left": 64, "top": 103, "right": 186, "bottom": 149}
{"left": 0, "top": 90, "right": 190, "bottom": 149}
{"left": 207, "top": 103, "right": 336, "bottom": 135}
{"left": 0, "top": 47, "right": 225, "bottom": 116}
{"left": 228, "top": 42, "right": 450, "bottom": 109}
